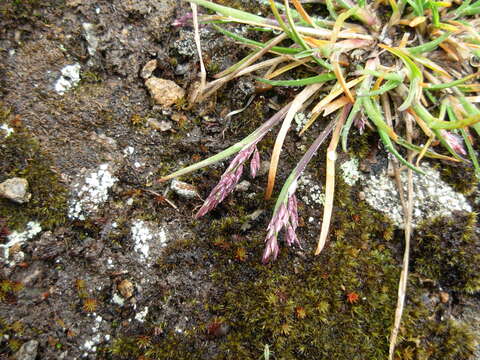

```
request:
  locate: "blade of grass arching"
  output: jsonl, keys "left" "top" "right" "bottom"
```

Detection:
{"left": 213, "top": 52, "right": 257, "bottom": 79}
{"left": 413, "top": 103, "right": 480, "bottom": 130}
{"left": 410, "top": 55, "right": 451, "bottom": 78}
{"left": 326, "top": 0, "right": 338, "bottom": 19}
{"left": 461, "top": 127, "right": 480, "bottom": 177}
{"left": 265, "top": 58, "right": 312, "bottom": 80}
{"left": 447, "top": 106, "right": 480, "bottom": 176}
{"left": 363, "top": 96, "right": 425, "bottom": 174}
{"left": 273, "top": 119, "right": 337, "bottom": 213}
{"left": 383, "top": 93, "right": 407, "bottom": 219}
{"left": 291, "top": 0, "right": 317, "bottom": 27}
{"left": 410, "top": 106, "right": 464, "bottom": 161}
{"left": 266, "top": 83, "right": 324, "bottom": 199}
{"left": 331, "top": 51, "right": 355, "bottom": 103}
{"left": 330, "top": 7, "right": 358, "bottom": 44}
{"left": 424, "top": 72, "right": 480, "bottom": 90}
{"left": 341, "top": 98, "right": 363, "bottom": 151}
{"left": 336, "top": 0, "right": 380, "bottom": 30}
{"left": 233, "top": 56, "right": 289, "bottom": 79}
{"left": 359, "top": 69, "right": 404, "bottom": 82}
{"left": 257, "top": 72, "right": 336, "bottom": 87}
{"left": 269, "top": 0, "right": 291, "bottom": 35}
{"left": 212, "top": 25, "right": 301, "bottom": 56}
{"left": 388, "top": 111, "right": 414, "bottom": 360}
{"left": 397, "top": 138, "right": 461, "bottom": 161}
{"left": 323, "top": 95, "right": 351, "bottom": 116}
{"left": 407, "top": 32, "right": 451, "bottom": 55}
{"left": 191, "top": 3, "right": 207, "bottom": 101}
{"left": 189, "top": 0, "right": 268, "bottom": 24}
{"left": 379, "top": 45, "right": 423, "bottom": 110}
{"left": 300, "top": 76, "right": 366, "bottom": 135}
{"left": 200, "top": 33, "right": 287, "bottom": 101}
{"left": 158, "top": 102, "right": 291, "bottom": 182}
{"left": 359, "top": 80, "right": 401, "bottom": 97}
{"left": 284, "top": 0, "right": 333, "bottom": 71}
{"left": 311, "top": 76, "right": 366, "bottom": 114}
{"left": 315, "top": 104, "right": 352, "bottom": 255}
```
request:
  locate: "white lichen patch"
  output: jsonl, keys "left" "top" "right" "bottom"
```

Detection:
{"left": 134, "top": 306, "right": 149, "bottom": 323}
{"left": 298, "top": 174, "right": 325, "bottom": 206}
{"left": 294, "top": 112, "right": 308, "bottom": 133}
{"left": 363, "top": 163, "right": 472, "bottom": 228}
{"left": 82, "top": 315, "right": 109, "bottom": 355}
{"left": 1, "top": 124, "right": 14, "bottom": 138}
{"left": 68, "top": 164, "right": 117, "bottom": 220}
{"left": 131, "top": 220, "right": 167, "bottom": 263}
{"left": 0, "top": 221, "right": 42, "bottom": 261}
{"left": 340, "top": 157, "right": 361, "bottom": 186}
{"left": 54, "top": 63, "right": 81, "bottom": 94}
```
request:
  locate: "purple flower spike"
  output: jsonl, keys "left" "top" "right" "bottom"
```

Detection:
{"left": 287, "top": 194, "right": 298, "bottom": 230}
{"left": 262, "top": 235, "right": 279, "bottom": 264}
{"left": 440, "top": 130, "right": 467, "bottom": 156}
{"left": 172, "top": 13, "right": 193, "bottom": 27}
{"left": 195, "top": 144, "right": 258, "bottom": 219}
{"left": 262, "top": 194, "right": 301, "bottom": 262}
{"left": 250, "top": 147, "right": 260, "bottom": 178}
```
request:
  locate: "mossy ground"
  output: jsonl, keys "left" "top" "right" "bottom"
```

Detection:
{"left": 0, "top": 106, "right": 68, "bottom": 231}
{"left": 109, "top": 171, "right": 479, "bottom": 360}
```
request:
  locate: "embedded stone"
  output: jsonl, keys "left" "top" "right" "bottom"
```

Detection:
{"left": 0, "top": 177, "right": 31, "bottom": 204}
{"left": 145, "top": 77, "right": 185, "bottom": 108}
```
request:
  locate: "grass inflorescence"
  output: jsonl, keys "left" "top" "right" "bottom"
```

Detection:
{"left": 160, "top": 1, "right": 480, "bottom": 356}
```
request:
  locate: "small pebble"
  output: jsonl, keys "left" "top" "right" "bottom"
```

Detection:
{"left": 145, "top": 77, "right": 185, "bottom": 108}
{"left": 118, "top": 279, "right": 134, "bottom": 299}
{"left": 14, "top": 339, "right": 38, "bottom": 360}
{"left": 235, "top": 180, "right": 251, "bottom": 192}
{"left": 141, "top": 59, "right": 157, "bottom": 79}
{"left": 439, "top": 291, "right": 449, "bottom": 303}
{"left": 171, "top": 179, "right": 199, "bottom": 199}
{"left": 147, "top": 118, "right": 172, "bottom": 131}
{"left": 0, "top": 177, "right": 31, "bottom": 204}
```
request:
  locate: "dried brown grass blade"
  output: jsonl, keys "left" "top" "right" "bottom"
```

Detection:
{"left": 331, "top": 52, "right": 355, "bottom": 103}
{"left": 291, "top": 0, "right": 317, "bottom": 28}
{"left": 315, "top": 104, "right": 351, "bottom": 255}
{"left": 388, "top": 113, "right": 414, "bottom": 360}
{"left": 265, "top": 83, "right": 323, "bottom": 199}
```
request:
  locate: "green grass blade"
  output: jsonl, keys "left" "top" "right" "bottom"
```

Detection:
{"left": 408, "top": 32, "right": 450, "bottom": 55}
{"left": 341, "top": 99, "right": 363, "bottom": 152}
{"left": 257, "top": 73, "right": 336, "bottom": 86}
{"left": 189, "top": 0, "right": 268, "bottom": 24}
{"left": 212, "top": 24, "right": 300, "bottom": 55}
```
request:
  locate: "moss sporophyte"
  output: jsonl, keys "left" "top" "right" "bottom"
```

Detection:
{"left": 162, "top": 0, "right": 480, "bottom": 263}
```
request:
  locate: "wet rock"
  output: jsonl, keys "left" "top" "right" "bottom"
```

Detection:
{"left": 0, "top": 177, "right": 31, "bottom": 204}
{"left": 145, "top": 77, "right": 185, "bottom": 108}
{"left": 31, "top": 231, "right": 64, "bottom": 260}
{"left": 235, "top": 180, "right": 251, "bottom": 192}
{"left": 439, "top": 291, "right": 449, "bottom": 303}
{"left": 171, "top": 179, "right": 199, "bottom": 199}
{"left": 82, "top": 23, "right": 99, "bottom": 56}
{"left": 146, "top": 118, "right": 172, "bottom": 131}
{"left": 258, "top": 160, "right": 270, "bottom": 177}
{"left": 118, "top": 279, "right": 134, "bottom": 298}
{"left": 141, "top": 59, "right": 157, "bottom": 79}
{"left": 175, "top": 63, "right": 190, "bottom": 75}
{"left": 14, "top": 339, "right": 38, "bottom": 360}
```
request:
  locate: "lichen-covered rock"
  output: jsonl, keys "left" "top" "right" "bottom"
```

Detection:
{"left": 145, "top": 77, "right": 185, "bottom": 108}
{"left": 13, "top": 339, "right": 38, "bottom": 360}
{"left": 0, "top": 177, "right": 31, "bottom": 204}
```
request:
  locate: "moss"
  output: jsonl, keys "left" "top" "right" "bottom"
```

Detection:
{"left": 412, "top": 212, "right": 480, "bottom": 293}
{"left": 0, "top": 107, "right": 68, "bottom": 232}
{"left": 416, "top": 319, "right": 479, "bottom": 360}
